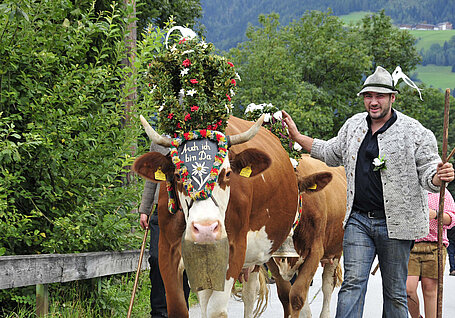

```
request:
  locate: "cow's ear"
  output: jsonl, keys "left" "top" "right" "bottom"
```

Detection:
{"left": 297, "top": 171, "right": 332, "bottom": 193}
{"left": 230, "top": 148, "right": 271, "bottom": 177}
{"left": 132, "top": 152, "right": 174, "bottom": 182}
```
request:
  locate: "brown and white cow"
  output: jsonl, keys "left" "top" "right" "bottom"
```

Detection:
{"left": 266, "top": 154, "right": 346, "bottom": 318}
{"left": 133, "top": 115, "right": 299, "bottom": 318}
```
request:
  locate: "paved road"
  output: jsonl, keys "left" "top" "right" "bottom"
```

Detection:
{"left": 190, "top": 258, "right": 455, "bottom": 317}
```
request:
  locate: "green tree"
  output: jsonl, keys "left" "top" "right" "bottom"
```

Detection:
{"left": 355, "top": 10, "right": 422, "bottom": 74}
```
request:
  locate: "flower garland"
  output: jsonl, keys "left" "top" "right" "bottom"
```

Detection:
{"left": 145, "top": 35, "right": 240, "bottom": 136}
{"left": 165, "top": 129, "right": 228, "bottom": 213}
{"left": 244, "top": 103, "right": 302, "bottom": 168}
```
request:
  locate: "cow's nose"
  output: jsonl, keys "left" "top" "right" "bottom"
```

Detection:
{"left": 191, "top": 221, "right": 221, "bottom": 243}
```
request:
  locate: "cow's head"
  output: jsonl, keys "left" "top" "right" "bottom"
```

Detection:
{"left": 133, "top": 115, "right": 271, "bottom": 244}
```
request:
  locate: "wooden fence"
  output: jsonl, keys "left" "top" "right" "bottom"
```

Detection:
{"left": 0, "top": 250, "right": 149, "bottom": 316}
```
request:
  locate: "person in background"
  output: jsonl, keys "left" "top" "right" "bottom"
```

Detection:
{"left": 282, "top": 66, "right": 455, "bottom": 318}
{"left": 448, "top": 221, "right": 455, "bottom": 276}
{"left": 406, "top": 190, "right": 455, "bottom": 318}
{"left": 139, "top": 142, "right": 190, "bottom": 318}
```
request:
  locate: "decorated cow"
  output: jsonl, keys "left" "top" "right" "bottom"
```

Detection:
{"left": 267, "top": 154, "right": 346, "bottom": 318}
{"left": 133, "top": 27, "right": 299, "bottom": 317}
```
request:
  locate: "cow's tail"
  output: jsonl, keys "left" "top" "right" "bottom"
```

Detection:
{"left": 253, "top": 265, "right": 269, "bottom": 318}
{"left": 231, "top": 266, "right": 270, "bottom": 318}
{"left": 334, "top": 261, "right": 343, "bottom": 288}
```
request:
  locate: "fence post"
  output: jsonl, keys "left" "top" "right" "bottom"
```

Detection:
{"left": 36, "top": 283, "right": 49, "bottom": 316}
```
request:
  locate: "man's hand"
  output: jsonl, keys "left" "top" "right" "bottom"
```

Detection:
{"left": 433, "top": 162, "right": 455, "bottom": 186}
{"left": 140, "top": 213, "right": 149, "bottom": 230}
{"left": 282, "top": 110, "right": 299, "bottom": 141}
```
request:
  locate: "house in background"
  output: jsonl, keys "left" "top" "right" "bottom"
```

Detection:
{"left": 437, "top": 22, "right": 453, "bottom": 30}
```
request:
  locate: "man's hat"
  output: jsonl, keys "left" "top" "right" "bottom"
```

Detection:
{"left": 357, "top": 66, "right": 400, "bottom": 96}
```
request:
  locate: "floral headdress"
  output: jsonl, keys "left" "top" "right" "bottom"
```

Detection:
{"left": 145, "top": 27, "right": 240, "bottom": 136}
{"left": 244, "top": 103, "right": 302, "bottom": 168}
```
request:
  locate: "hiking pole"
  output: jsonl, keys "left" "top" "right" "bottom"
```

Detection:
{"left": 437, "top": 88, "right": 450, "bottom": 318}
{"left": 127, "top": 212, "right": 152, "bottom": 318}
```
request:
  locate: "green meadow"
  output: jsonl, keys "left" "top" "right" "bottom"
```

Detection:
{"left": 339, "top": 11, "right": 455, "bottom": 91}
{"left": 415, "top": 65, "right": 455, "bottom": 91}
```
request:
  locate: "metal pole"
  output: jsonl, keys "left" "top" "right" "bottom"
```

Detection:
{"left": 437, "top": 88, "right": 450, "bottom": 318}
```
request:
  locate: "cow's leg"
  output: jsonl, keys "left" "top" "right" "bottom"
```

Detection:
{"left": 299, "top": 297, "right": 312, "bottom": 318}
{"left": 203, "top": 277, "right": 235, "bottom": 318}
{"left": 266, "top": 259, "right": 292, "bottom": 318}
{"left": 198, "top": 289, "right": 213, "bottom": 318}
{"left": 319, "top": 258, "right": 339, "bottom": 318}
{"left": 242, "top": 269, "right": 259, "bottom": 318}
{"left": 289, "top": 244, "right": 324, "bottom": 318}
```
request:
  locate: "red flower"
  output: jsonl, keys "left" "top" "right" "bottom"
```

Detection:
{"left": 231, "top": 79, "right": 236, "bottom": 86}
{"left": 226, "top": 94, "right": 231, "bottom": 101}
{"left": 184, "top": 132, "right": 190, "bottom": 140}
{"left": 168, "top": 113, "right": 174, "bottom": 119}
{"left": 177, "top": 123, "right": 182, "bottom": 129}
{"left": 218, "top": 119, "right": 223, "bottom": 125}
{"left": 184, "top": 114, "right": 191, "bottom": 121}
{"left": 200, "top": 129, "right": 207, "bottom": 137}
{"left": 190, "top": 79, "right": 198, "bottom": 84}
{"left": 216, "top": 133, "right": 222, "bottom": 142}
{"left": 174, "top": 133, "right": 178, "bottom": 138}
{"left": 207, "top": 125, "right": 212, "bottom": 130}
{"left": 227, "top": 62, "right": 234, "bottom": 67}
{"left": 182, "top": 59, "right": 191, "bottom": 67}
{"left": 179, "top": 38, "right": 187, "bottom": 44}
{"left": 213, "top": 123, "right": 218, "bottom": 130}
{"left": 190, "top": 105, "right": 199, "bottom": 112}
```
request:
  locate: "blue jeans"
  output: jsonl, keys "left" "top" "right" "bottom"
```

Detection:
{"left": 335, "top": 212, "right": 413, "bottom": 318}
{"left": 448, "top": 239, "right": 455, "bottom": 272}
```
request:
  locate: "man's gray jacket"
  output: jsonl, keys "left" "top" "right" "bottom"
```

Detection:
{"left": 311, "top": 110, "right": 441, "bottom": 240}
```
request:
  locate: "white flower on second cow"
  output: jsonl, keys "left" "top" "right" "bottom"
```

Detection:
{"left": 293, "top": 142, "right": 302, "bottom": 151}
{"left": 245, "top": 103, "right": 264, "bottom": 113}
{"left": 290, "top": 158, "right": 299, "bottom": 168}
{"left": 273, "top": 110, "right": 282, "bottom": 120}
{"left": 181, "top": 68, "right": 189, "bottom": 76}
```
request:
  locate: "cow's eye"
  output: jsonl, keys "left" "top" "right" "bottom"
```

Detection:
{"left": 226, "top": 170, "right": 231, "bottom": 178}
{"left": 174, "top": 172, "right": 181, "bottom": 182}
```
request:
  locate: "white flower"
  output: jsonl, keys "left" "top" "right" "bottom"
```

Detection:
{"left": 245, "top": 103, "right": 264, "bottom": 113}
{"left": 263, "top": 113, "right": 272, "bottom": 123}
{"left": 225, "top": 104, "right": 232, "bottom": 113}
{"left": 273, "top": 110, "right": 282, "bottom": 120}
{"left": 290, "top": 158, "right": 299, "bottom": 168}
{"left": 192, "top": 162, "right": 208, "bottom": 177}
{"left": 158, "top": 104, "right": 164, "bottom": 112}
{"left": 186, "top": 89, "right": 197, "bottom": 96}
{"left": 293, "top": 142, "right": 302, "bottom": 151}
{"left": 372, "top": 155, "right": 386, "bottom": 171}
{"left": 182, "top": 50, "right": 194, "bottom": 55}
{"left": 199, "top": 40, "right": 208, "bottom": 48}
{"left": 230, "top": 89, "right": 235, "bottom": 96}
{"left": 236, "top": 72, "right": 241, "bottom": 81}
{"left": 170, "top": 45, "right": 177, "bottom": 52}
{"left": 179, "top": 89, "right": 185, "bottom": 98}
{"left": 180, "top": 68, "right": 189, "bottom": 76}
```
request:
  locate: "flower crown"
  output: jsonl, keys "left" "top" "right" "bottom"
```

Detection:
{"left": 145, "top": 28, "right": 240, "bottom": 136}
{"left": 244, "top": 103, "right": 302, "bottom": 168}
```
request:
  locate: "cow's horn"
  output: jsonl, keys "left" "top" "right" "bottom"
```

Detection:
{"left": 228, "top": 114, "right": 265, "bottom": 146}
{"left": 140, "top": 115, "right": 172, "bottom": 147}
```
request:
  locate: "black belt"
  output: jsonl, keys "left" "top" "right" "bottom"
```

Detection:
{"left": 357, "top": 209, "right": 385, "bottom": 219}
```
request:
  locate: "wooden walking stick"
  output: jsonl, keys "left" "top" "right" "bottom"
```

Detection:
{"left": 437, "top": 89, "right": 450, "bottom": 318}
{"left": 127, "top": 211, "right": 152, "bottom": 318}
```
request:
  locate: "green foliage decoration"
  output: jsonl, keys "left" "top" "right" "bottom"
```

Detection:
{"left": 145, "top": 34, "right": 239, "bottom": 135}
